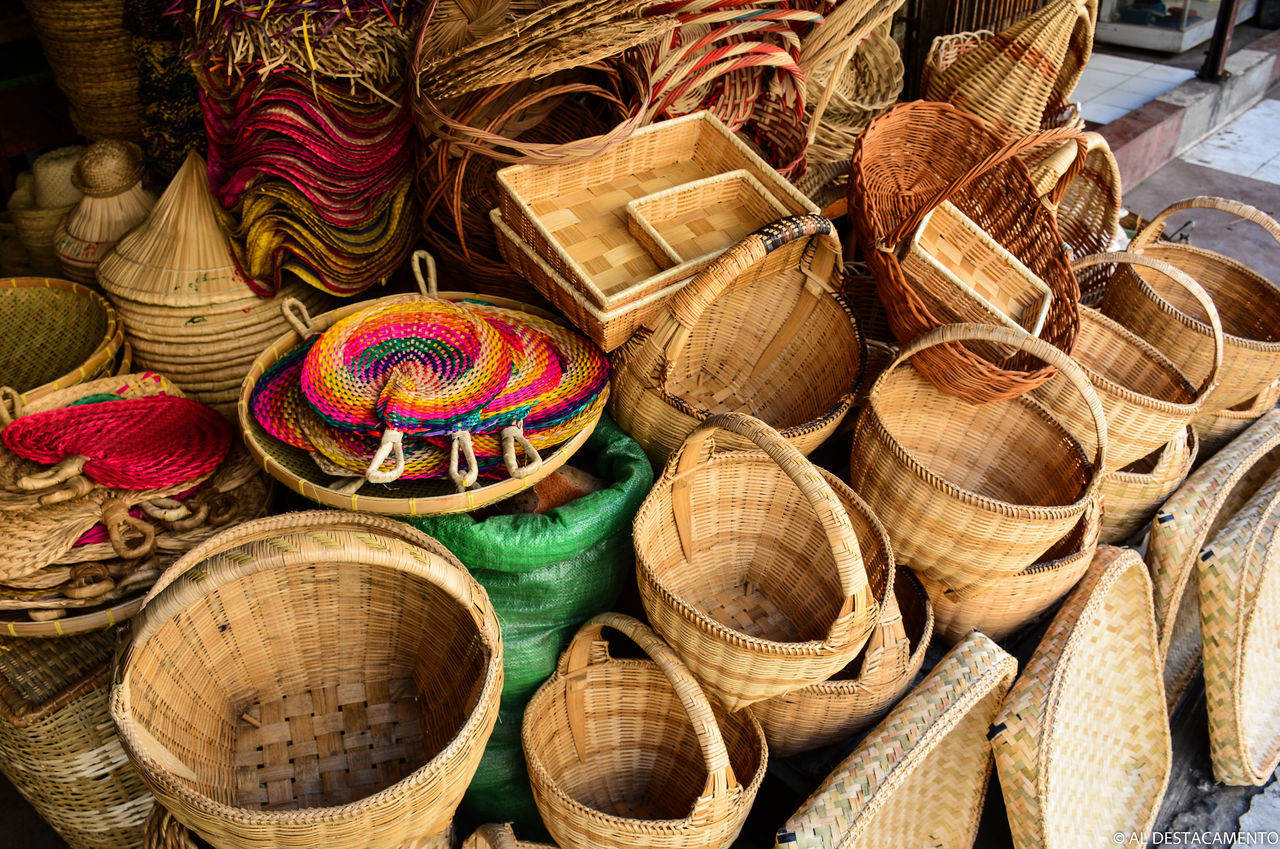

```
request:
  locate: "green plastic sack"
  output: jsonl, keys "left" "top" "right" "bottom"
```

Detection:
{"left": 405, "top": 414, "right": 652, "bottom": 833}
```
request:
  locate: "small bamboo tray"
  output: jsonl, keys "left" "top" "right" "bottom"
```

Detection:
{"left": 626, "top": 170, "right": 790, "bottom": 268}
{"left": 496, "top": 111, "right": 815, "bottom": 313}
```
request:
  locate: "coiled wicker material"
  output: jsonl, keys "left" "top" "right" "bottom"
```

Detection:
{"left": 774, "top": 630, "right": 1016, "bottom": 848}
{"left": 143, "top": 805, "right": 456, "bottom": 849}
{"left": 111, "top": 511, "right": 503, "bottom": 849}
{"left": 922, "top": 497, "right": 1101, "bottom": 644}
{"left": 1199, "top": 485, "right": 1280, "bottom": 785}
{"left": 849, "top": 323, "right": 1107, "bottom": 596}
{"left": 1194, "top": 379, "right": 1280, "bottom": 460}
{"left": 1100, "top": 426, "right": 1197, "bottom": 545}
{"left": 0, "top": 277, "right": 123, "bottom": 411}
{"left": 849, "top": 102, "right": 1083, "bottom": 403}
{"left": 523, "top": 613, "right": 766, "bottom": 849}
{"left": 753, "top": 566, "right": 932, "bottom": 757}
{"left": 1147, "top": 410, "right": 1280, "bottom": 712}
{"left": 1104, "top": 197, "right": 1280, "bottom": 413}
{"left": 634, "top": 412, "right": 885, "bottom": 711}
{"left": 1, "top": 663, "right": 152, "bottom": 849}
{"left": 463, "top": 823, "right": 554, "bottom": 849}
{"left": 611, "top": 215, "right": 861, "bottom": 464}
{"left": 992, "top": 545, "right": 1171, "bottom": 849}
{"left": 1047, "top": 252, "right": 1222, "bottom": 471}
{"left": 921, "top": 0, "right": 1096, "bottom": 138}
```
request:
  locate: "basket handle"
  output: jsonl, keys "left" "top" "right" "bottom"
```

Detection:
{"left": 1073, "top": 251, "right": 1224, "bottom": 403}
{"left": 673, "top": 411, "right": 873, "bottom": 645}
{"left": 1130, "top": 196, "right": 1280, "bottom": 252}
{"left": 560, "top": 613, "right": 739, "bottom": 799}
{"left": 873, "top": 323, "right": 1109, "bottom": 478}
{"left": 411, "top": 249, "right": 440, "bottom": 298}
{"left": 882, "top": 126, "right": 1088, "bottom": 249}
{"left": 661, "top": 215, "right": 838, "bottom": 369}
{"left": 103, "top": 497, "right": 157, "bottom": 560}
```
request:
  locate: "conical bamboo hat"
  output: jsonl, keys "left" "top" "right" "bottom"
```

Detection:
{"left": 98, "top": 150, "right": 264, "bottom": 307}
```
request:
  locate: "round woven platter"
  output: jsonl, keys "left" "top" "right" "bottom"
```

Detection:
{"left": 239, "top": 289, "right": 605, "bottom": 516}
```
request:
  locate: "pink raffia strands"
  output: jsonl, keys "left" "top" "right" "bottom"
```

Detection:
{"left": 3, "top": 396, "right": 233, "bottom": 490}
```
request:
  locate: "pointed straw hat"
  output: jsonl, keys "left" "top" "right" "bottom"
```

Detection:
{"left": 55, "top": 141, "right": 156, "bottom": 285}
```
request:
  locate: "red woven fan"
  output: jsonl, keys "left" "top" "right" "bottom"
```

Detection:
{"left": 3, "top": 396, "right": 232, "bottom": 490}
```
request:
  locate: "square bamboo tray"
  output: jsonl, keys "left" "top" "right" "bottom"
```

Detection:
{"left": 625, "top": 170, "right": 791, "bottom": 268}
{"left": 496, "top": 111, "right": 816, "bottom": 313}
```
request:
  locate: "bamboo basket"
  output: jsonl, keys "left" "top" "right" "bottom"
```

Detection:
{"left": 1199, "top": 485, "right": 1280, "bottom": 785}
{"left": 110, "top": 511, "right": 504, "bottom": 849}
{"left": 1042, "top": 252, "right": 1222, "bottom": 471}
{"left": 849, "top": 323, "right": 1107, "bottom": 596}
{"left": 1, "top": 663, "right": 153, "bottom": 849}
{"left": 1147, "top": 410, "right": 1280, "bottom": 712}
{"left": 8, "top": 179, "right": 73, "bottom": 277}
{"left": 1100, "top": 426, "right": 1197, "bottom": 545}
{"left": 0, "top": 277, "right": 123, "bottom": 410}
{"left": 752, "top": 566, "right": 932, "bottom": 757}
{"left": 523, "top": 613, "right": 767, "bottom": 849}
{"left": 143, "top": 805, "right": 456, "bottom": 849}
{"left": 55, "top": 141, "right": 156, "bottom": 285}
{"left": 463, "top": 823, "right": 554, "bottom": 849}
{"left": 1104, "top": 196, "right": 1280, "bottom": 413}
{"left": 922, "top": 497, "right": 1101, "bottom": 644}
{"left": 1194, "top": 379, "right": 1280, "bottom": 460}
{"left": 0, "top": 627, "right": 117, "bottom": 706}
{"left": 774, "top": 630, "right": 1017, "bottom": 849}
{"left": 992, "top": 546, "right": 1171, "bottom": 849}
{"left": 633, "top": 412, "right": 886, "bottom": 711}
{"left": 610, "top": 215, "right": 861, "bottom": 465}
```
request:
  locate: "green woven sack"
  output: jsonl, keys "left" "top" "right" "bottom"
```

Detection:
{"left": 405, "top": 414, "right": 652, "bottom": 832}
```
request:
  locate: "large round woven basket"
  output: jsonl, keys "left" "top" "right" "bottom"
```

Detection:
{"left": 752, "top": 566, "right": 933, "bottom": 757}
{"left": 634, "top": 412, "right": 886, "bottom": 711}
{"left": 849, "top": 323, "right": 1107, "bottom": 596}
{"left": 110, "top": 511, "right": 503, "bottom": 849}
{"left": 143, "top": 805, "right": 456, "bottom": 849}
{"left": 922, "top": 497, "right": 1101, "bottom": 643}
{"left": 1104, "top": 196, "right": 1280, "bottom": 413}
{"left": 609, "top": 215, "right": 861, "bottom": 464}
{"left": 775, "top": 630, "right": 1017, "bottom": 849}
{"left": 1147, "top": 410, "right": 1280, "bottom": 712}
{"left": 0, "top": 277, "right": 122, "bottom": 412}
{"left": 523, "top": 613, "right": 767, "bottom": 849}
{"left": 992, "top": 545, "right": 1171, "bottom": 849}
{"left": 1100, "top": 426, "right": 1197, "bottom": 545}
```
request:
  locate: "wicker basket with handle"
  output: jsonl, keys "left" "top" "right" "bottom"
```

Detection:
{"left": 1194, "top": 379, "right": 1280, "bottom": 460}
{"left": 110, "top": 511, "right": 503, "bottom": 849}
{"left": 634, "top": 412, "right": 887, "bottom": 711}
{"left": 523, "top": 612, "right": 766, "bottom": 849}
{"left": 1103, "top": 196, "right": 1280, "bottom": 413}
{"left": 849, "top": 323, "right": 1107, "bottom": 596}
{"left": 1100, "top": 426, "right": 1197, "bottom": 545}
{"left": 610, "top": 215, "right": 861, "bottom": 464}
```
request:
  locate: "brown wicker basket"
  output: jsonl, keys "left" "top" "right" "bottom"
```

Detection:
{"left": 111, "top": 511, "right": 503, "bottom": 849}
{"left": 849, "top": 323, "right": 1107, "bottom": 596}
{"left": 1194, "top": 379, "right": 1280, "bottom": 460}
{"left": 634, "top": 412, "right": 887, "bottom": 711}
{"left": 752, "top": 566, "right": 932, "bottom": 757}
{"left": 1100, "top": 426, "right": 1197, "bottom": 545}
{"left": 610, "top": 215, "right": 861, "bottom": 464}
{"left": 523, "top": 613, "right": 766, "bottom": 849}
{"left": 1104, "top": 196, "right": 1280, "bottom": 413}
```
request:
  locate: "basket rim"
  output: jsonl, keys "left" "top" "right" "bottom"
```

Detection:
{"left": 1106, "top": 426, "right": 1196, "bottom": 486}
{"left": 1076, "top": 306, "right": 1201, "bottom": 418}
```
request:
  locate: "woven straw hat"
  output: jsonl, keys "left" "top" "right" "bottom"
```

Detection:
{"left": 33, "top": 146, "right": 85, "bottom": 209}
{"left": 72, "top": 141, "right": 146, "bottom": 198}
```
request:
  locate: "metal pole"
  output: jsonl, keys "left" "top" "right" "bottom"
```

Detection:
{"left": 1199, "top": 0, "right": 1243, "bottom": 83}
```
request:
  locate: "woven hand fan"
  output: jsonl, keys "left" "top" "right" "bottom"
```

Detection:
{"left": 3, "top": 396, "right": 232, "bottom": 490}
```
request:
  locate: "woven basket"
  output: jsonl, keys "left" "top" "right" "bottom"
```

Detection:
{"left": 849, "top": 323, "right": 1107, "bottom": 596}
{"left": 523, "top": 613, "right": 766, "bottom": 849}
{"left": 922, "top": 497, "right": 1101, "bottom": 644}
{"left": 0, "top": 277, "right": 123, "bottom": 410}
{"left": 991, "top": 545, "right": 1171, "bottom": 849}
{"left": 9, "top": 187, "right": 73, "bottom": 277}
{"left": 634, "top": 412, "right": 886, "bottom": 711}
{"left": 1, "top": 663, "right": 152, "bottom": 849}
{"left": 775, "top": 629, "right": 1016, "bottom": 848}
{"left": 753, "top": 566, "right": 932, "bottom": 757}
{"left": 804, "top": 20, "right": 903, "bottom": 170}
{"left": 111, "top": 511, "right": 503, "bottom": 849}
{"left": 143, "top": 805, "right": 456, "bottom": 849}
{"left": 1104, "top": 196, "right": 1280, "bottom": 413}
{"left": 849, "top": 102, "right": 1083, "bottom": 403}
{"left": 921, "top": 0, "right": 1097, "bottom": 138}
{"left": 1100, "top": 426, "right": 1197, "bottom": 545}
{"left": 463, "top": 823, "right": 554, "bottom": 849}
{"left": 610, "top": 215, "right": 861, "bottom": 464}
{"left": 1045, "top": 252, "right": 1221, "bottom": 471}
{"left": 1194, "top": 379, "right": 1280, "bottom": 460}
{"left": 1199, "top": 485, "right": 1280, "bottom": 785}
{"left": 1147, "top": 410, "right": 1280, "bottom": 712}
